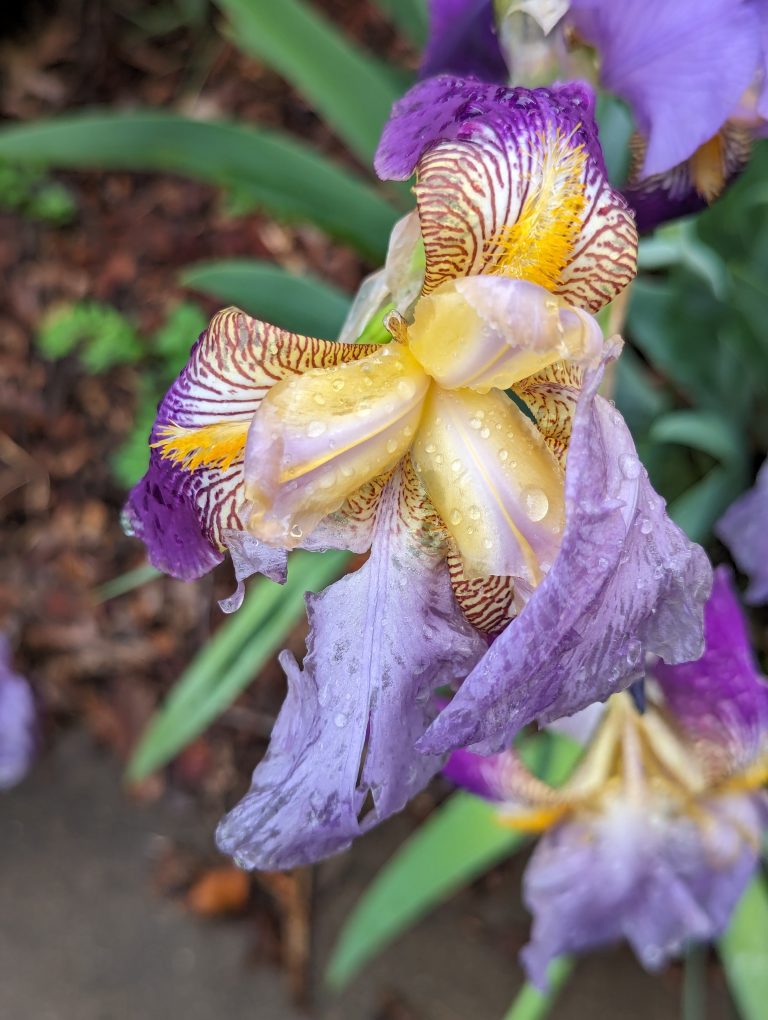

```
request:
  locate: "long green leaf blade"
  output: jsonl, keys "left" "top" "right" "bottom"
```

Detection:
{"left": 501, "top": 958, "right": 574, "bottom": 1020}
{"left": 215, "top": 0, "right": 401, "bottom": 164}
{"left": 181, "top": 259, "right": 350, "bottom": 336}
{"left": 327, "top": 791, "right": 526, "bottom": 989}
{"left": 126, "top": 549, "right": 349, "bottom": 780}
{"left": 372, "top": 0, "right": 428, "bottom": 47}
{"left": 718, "top": 875, "right": 768, "bottom": 1020}
{"left": 327, "top": 730, "right": 582, "bottom": 989}
{"left": 0, "top": 112, "right": 397, "bottom": 259}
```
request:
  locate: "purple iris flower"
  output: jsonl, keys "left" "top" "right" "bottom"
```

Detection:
{"left": 446, "top": 567, "right": 768, "bottom": 985}
{"left": 716, "top": 459, "right": 768, "bottom": 604}
{"left": 419, "top": 0, "right": 508, "bottom": 82}
{"left": 0, "top": 638, "right": 36, "bottom": 789}
{"left": 126, "top": 77, "right": 709, "bottom": 869}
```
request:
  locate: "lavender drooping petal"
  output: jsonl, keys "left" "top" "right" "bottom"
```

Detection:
{"left": 0, "top": 638, "right": 36, "bottom": 789}
{"left": 420, "top": 0, "right": 508, "bottom": 83}
{"left": 716, "top": 459, "right": 768, "bottom": 605}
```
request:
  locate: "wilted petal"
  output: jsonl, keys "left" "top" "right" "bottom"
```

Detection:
{"left": 215, "top": 464, "right": 486, "bottom": 868}
{"left": 408, "top": 276, "right": 602, "bottom": 392}
{"left": 653, "top": 567, "right": 768, "bottom": 777}
{"left": 521, "top": 795, "right": 763, "bottom": 985}
{"left": 123, "top": 308, "right": 377, "bottom": 579}
{"left": 420, "top": 340, "right": 711, "bottom": 756}
{"left": 0, "top": 638, "right": 35, "bottom": 789}
{"left": 623, "top": 124, "right": 752, "bottom": 233}
{"left": 244, "top": 345, "right": 430, "bottom": 547}
{"left": 412, "top": 386, "right": 565, "bottom": 583}
{"left": 375, "top": 77, "right": 636, "bottom": 313}
{"left": 420, "top": 0, "right": 508, "bottom": 82}
{"left": 716, "top": 459, "right": 768, "bottom": 605}
{"left": 568, "top": 0, "right": 760, "bottom": 176}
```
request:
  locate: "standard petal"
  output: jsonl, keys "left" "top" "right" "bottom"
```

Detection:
{"left": 716, "top": 459, "right": 768, "bottom": 605}
{"left": 215, "top": 464, "right": 486, "bottom": 869}
{"left": 411, "top": 386, "right": 565, "bottom": 583}
{"left": 0, "top": 638, "right": 36, "bottom": 789}
{"left": 521, "top": 795, "right": 762, "bottom": 986}
{"left": 243, "top": 345, "right": 430, "bottom": 547}
{"left": 652, "top": 567, "right": 768, "bottom": 778}
{"left": 442, "top": 746, "right": 517, "bottom": 801}
{"left": 408, "top": 275, "right": 602, "bottom": 391}
{"left": 568, "top": 0, "right": 760, "bottom": 176}
{"left": 375, "top": 77, "right": 637, "bottom": 312}
{"left": 420, "top": 340, "right": 712, "bottom": 756}
{"left": 420, "top": 0, "right": 508, "bottom": 83}
{"left": 123, "top": 307, "right": 377, "bottom": 580}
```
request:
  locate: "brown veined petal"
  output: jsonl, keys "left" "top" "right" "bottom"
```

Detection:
{"left": 244, "top": 345, "right": 431, "bottom": 547}
{"left": 411, "top": 386, "right": 565, "bottom": 584}
{"left": 447, "top": 551, "right": 518, "bottom": 637}
{"left": 512, "top": 358, "right": 587, "bottom": 465}
{"left": 126, "top": 308, "right": 378, "bottom": 580}
{"left": 407, "top": 275, "right": 603, "bottom": 392}
{"left": 415, "top": 126, "right": 637, "bottom": 312}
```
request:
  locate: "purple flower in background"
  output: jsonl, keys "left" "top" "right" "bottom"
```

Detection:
{"left": 420, "top": 0, "right": 507, "bottom": 81}
{"left": 446, "top": 568, "right": 768, "bottom": 984}
{"left": 717, "top": 459, "right": 768, "bottom": 604}
{"left": 0, "top": 638, "right": 36, "bottom": 789}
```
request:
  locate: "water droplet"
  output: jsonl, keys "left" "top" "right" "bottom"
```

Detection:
{"left": 425, "top": 443, "right": 436, "bottom": 454}
{"left": 524, "top": 487, "right": 549, "bottom": 522}
{"left": 451, "top": 458, "right": 462, "bottom": 473}
{"left": 483, "top": 538, "right": 493, "bottom": 550}
{"left": 308, "top": 420, "right": 326, "bottom": 438}
{"left": 313, "top": 392, "right": 326, "bottom": 406}
{"left": 340, "top": 464, "right": 354, "bottom": 478}
{"left": 469, "top": 416, "right": 483, "bottom": 430}
{"left": 449, "top": 509, "right": 463, "bottom": 525}
{"left": 332, "top": 378, "right": 345, "bottom": 392}
{"left": 434, "top": 454, "right": 443, "bottom": 465}
{"left": 386, "top": 438, "right": 398, "bottom": 453}
{"left": 468, "top": 505, "right": 481, "bottom": 520}
{"left": 290, "top": 525, "right": 303, "bottom": 540}
{"left": 640, "top": 516, "right": 652, "bottom": 535}
{"left": 626, "top": 638, "right": 642, "bottom": 666}
{"left": 480, "top": 426, "right": 490, "bottom": 439}
{"left": 334, "top": 712, "right": 348, "bottom": 728}
{"left": 397, "top": 379, "right": 416, "bottom": 399}
{"left": 498, "top": 449, "right": 509, "bottom": 462}
{"left": 619, "top": 453, "right": 640, "bottom": 479}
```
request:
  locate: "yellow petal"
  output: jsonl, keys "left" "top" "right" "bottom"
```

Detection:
{"left": 411, "top": 387, "right": 565, "bottom": 583}
{"left": 407, "top": 276, "right": 602, "bottom": 392}
{"left": 244, "top": 345, "right": 430, "bottom": 546}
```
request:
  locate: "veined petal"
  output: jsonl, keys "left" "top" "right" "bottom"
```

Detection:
{"left": 375, "top": 77, "right": 637, "bottom": 312}
{"left": 716, "top": 459, "right": 768, "bottom": 605}
{"left": 569, "top": 0, "right": 761, "bottom": 177}
{"left": 419, "top": 340, "right": 712, "bottom": 757}
{"left": 447, "top": 552, "right": 518, "bottom": 636}
{"left": 215, "top": 464, "right": 486, "bottom": 869}
{"left": 411, "top": 386, "right": 565, "bottom": 583}
{"left": 408, "top": 276, "right": 602, "bottom": 391}
{"left": 244, "top": 345, "right": 430, "bottom": 547}
{"left": 653, "top": 567, "right": 768, "bottom": 780}
{"left": 123, "top": 307, "right": 378, "bottom": 580}
{"left": 513, "top": 358, "right": 584, "bottom": 464}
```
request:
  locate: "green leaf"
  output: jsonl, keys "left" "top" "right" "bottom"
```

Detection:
{"left": 648, "top": 410, "right": 743, "bottom": 466}
{"left": 126, "top": 549, "right": 349, "bottom": 780}
{"left": 718, "top": 875, "right": 768, "bottom": 1020}
{"left": 181, "top": 259, "right": 350, "bottom": 337}
{"left": 215, "top": 0, "right": 402, "bottom": 165}
{"left": 501, "top": 958, "right": 574, "bottom": 1020}
{"left": 327, "top": 731, "right": 582, "bottom": 989}
{"left": 94, "top": 563, "right": 162, "bottom": 603}
{"left": 668, "top": 465, "right": 749, "bottom": 545}
{"left": 0, "top": 112, "right": 398, "bottom": 259}
{"left": 372, "top": 0, "right": 428, "bottom": 46}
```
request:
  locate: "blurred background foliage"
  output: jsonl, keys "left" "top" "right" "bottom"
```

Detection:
{"left": 2, "top": 1, "right": 767, "bottom": 1016}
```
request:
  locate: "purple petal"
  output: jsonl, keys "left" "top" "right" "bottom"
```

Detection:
{"left": 0, "top": 638, "right": 36, "bottom": 789}
{"left": 652, "top": 566, "right": 768, "bottom": 772}
{"left": 420, "top": 0, "right": 508, "bottom": 83}
{"left": 217, "top": 530, "right": 288, "bottom": 614}
{"left": 568, "top": 0, "right": 760, "bottom": 176}
{"left": 442, "top": 746, "right": 512, "bottom": 801}
{"left": 375, "top": 75, "right": 605, "bottom": 183}
{"left": 521, "top": 794, "right": 763, "bottom": 985}
{"left": 420, "top": 341, "right": 711, "bottom": 756}
{"left": 716, "top": 459, "right": 768, "bottom": 604}
{"left": 215, "top": 466, "right": 486, "bottom": 869}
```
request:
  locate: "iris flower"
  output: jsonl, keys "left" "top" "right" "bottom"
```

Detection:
{"left": 446, "top": 568, "right": 768, "bottom": 985}
{"left": 717, "top": 459, "right": 768, "bottom": 605}
{"left": 126, "top": 78, "right": 709, "bottom": 868}
{"left": 425, "top": 0, "right": 768, "bottom": 230}
{"left": 0, "top": 638, "right": 35, "bottom": 789}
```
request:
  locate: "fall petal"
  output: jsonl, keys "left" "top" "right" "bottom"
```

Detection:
{"left": 716, "top": 459, "right": 768, "bottom": 605}
{"left": 420, "top": 0, "right": 508, "bottom": 82}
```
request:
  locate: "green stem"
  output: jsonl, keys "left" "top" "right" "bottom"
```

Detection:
{"left": 501, "top": 958, "right": 574, "bottom": 1020}
{"left": 682, "top": 943, "right": 707, "bottom": 1020}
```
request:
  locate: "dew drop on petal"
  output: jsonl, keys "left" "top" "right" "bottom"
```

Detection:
{"left": 334, "top": 712, "right": 348, "bottom": 728}
{"left": 290, "top": 525, "right": 303, "bottom": 540}
{"left": 619, "top": 453, "right": 641, "bottom": 479}
{"left": 498, "top": 449, "right": 509, "bottom": 462}
{"left": 480, "top": 426, "right": 490, "bottom": 439}
{"left": 313, "top": 393, "right": 326, "bottom": 406}
{"left": 468, "top": 505, "right": 481, "bottom": 520}
{"left": 386, "top": 438, "right": 398, "bottom": 453}
{"left": 469, "top": 416, "right": 483, "bottom": 430}
{"left": 640, "top": 516, "right": 653, "bottom": 535}
{"left": 308, "top": 420, "right": 326, "bottom": 438}
{"left": 451, "top": 458, "right": 462, "bottom": 473}
{"left": 449, "top": 509, "right": 463, "bottom": 525}
{"left": 425, "top": 443, "right": 436, "bottom": 454}
{"left": 523, "top": 486, "right": 549, "bottom": 522}
{"left": 332, "top": 378, "right": 345, "bottom": 392}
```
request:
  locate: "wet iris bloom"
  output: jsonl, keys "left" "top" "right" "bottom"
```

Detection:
{"left": 0, "top": 638, "right": 35, "bottom": 789}
{"left": 717, "top": 459, "right": 768, "bottom": 605}
{"left": 126, "top": 78, "right": 709, "bottom": 868}
{"left": 445, "top": 568, "right": 768, "bottom": 984}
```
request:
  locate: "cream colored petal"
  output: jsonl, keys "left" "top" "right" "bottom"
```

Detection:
{"left": 411, "top": 387, "right": 565, "bottom": 584}
{"left": 408, "top": 276, "right": 603, "bottom": 392}
{"left": 244, "top": 345, "right": 430, "bottom": 547}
